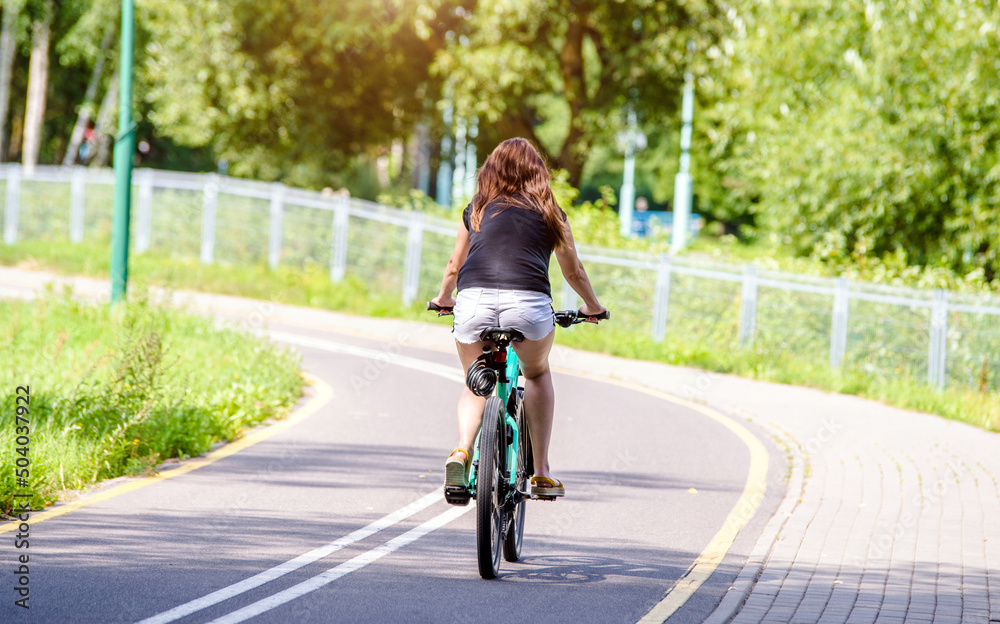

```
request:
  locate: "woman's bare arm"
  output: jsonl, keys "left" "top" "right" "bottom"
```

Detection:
{"left": 432, "top": 221, "right": 471, "bottom": 307}
{"left": 554, "top": 226, "right": 604, "bottom": 315}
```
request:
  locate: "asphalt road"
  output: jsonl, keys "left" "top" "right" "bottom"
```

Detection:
{"left": 2, "top": 321, "right": 784, "bottom": 624}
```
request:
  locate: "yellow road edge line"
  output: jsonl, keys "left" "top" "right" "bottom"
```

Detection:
{"left": 552, "top": 369, "right": 769, "bottom": 624}
{"left": 0, "top": 372, "right": 333, "bottom": 534}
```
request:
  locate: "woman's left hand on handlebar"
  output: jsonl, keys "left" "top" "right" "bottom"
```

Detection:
{"left": 432, "top": 294, "right": 456, "bottom": 308}
{"left": 578, "top": 303, "right": 606, "bottom": 317}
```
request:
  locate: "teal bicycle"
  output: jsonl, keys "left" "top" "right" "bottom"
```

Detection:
{"left": 428, "top": 303, "right": 609, "bottom": 578}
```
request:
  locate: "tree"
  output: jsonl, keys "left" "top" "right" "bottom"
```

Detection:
{"left": 91, "top": 65, "right": 114, "bottom": 165}
{"left": 436, "top": 0, "right": 725, "bottom": 187}
{"left": 705, "top": 0, "right": 1000, "bottom": 278}
{"left": 141, "top": 0, "right": 464, "bottom": 188}
{"left": 0, "top": 0, "right": 23, "bottom": 160}
{"left": 59, "top": 0, "right": 116, "bottom": 165}
{"left": 21, "top": 0, "right": 51, "bottom": 174}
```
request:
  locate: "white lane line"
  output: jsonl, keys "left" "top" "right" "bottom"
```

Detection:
{"left": 140, "top": 332, "right": 466, "bottom": 624}
{"left": 135, "top": 490, "right": 442, "bottom": 624}
{"left": 266, "top": 331, "right": 464, "bottom": 384}
{"left": 207, "top": 504, "right": 473, "bottom": 624}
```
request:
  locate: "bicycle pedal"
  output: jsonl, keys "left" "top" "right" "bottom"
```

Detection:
{"left": 532, "top": 494, "right": 557, "bottom": 501}
{"left": 443, "top": 487, "right": 472, "bottom": 506}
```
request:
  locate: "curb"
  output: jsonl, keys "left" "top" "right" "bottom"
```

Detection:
{"left": 701, "top": 423, "right": 807, "bottom": 624}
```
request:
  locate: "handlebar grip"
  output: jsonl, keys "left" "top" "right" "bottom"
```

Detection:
{"left": 427, "top": 301, "right": 454, "bottom": 315}
{"left": 553, "top": 308, "right": 609, "bottom": 327}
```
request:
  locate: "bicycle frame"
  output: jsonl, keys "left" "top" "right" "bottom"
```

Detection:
{"left": 467, "top": 347, "right": 522, "bottom": 493}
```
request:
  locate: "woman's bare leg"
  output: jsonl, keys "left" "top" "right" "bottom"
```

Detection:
{"left": 452, "top": 340, "right": 488, "bottom": 462}
{"left": 511, "top": 330, "right": 556, "bottom": 480}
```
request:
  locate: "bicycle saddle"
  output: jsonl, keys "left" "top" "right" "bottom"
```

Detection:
{"left": 478, "top": 326, "right": 525, "bottom": 343}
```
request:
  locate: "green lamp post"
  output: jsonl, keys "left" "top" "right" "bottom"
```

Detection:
{"left": 110, "top": 0, "right": 135, "bottom": 304}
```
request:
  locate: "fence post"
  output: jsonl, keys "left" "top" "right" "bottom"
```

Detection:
{"left": 268, "top": 183, "right": 285, "bottom": 269}
{"left": 829, "top": 277, "right": 850, "bottom": 368}
{"left": 330, "top": 196, "right": 348, "bottom": 282}
{"left": 928, "top": 289, "right": 949, "bottom": 388}
{"left": 652, "top": 254, "right": 672, "bottom": 342}
{"left": 135, "top": 169, "right": 154, "bottom": 253}
{"left": 70, "top": 166, "right": 86, "bottom": 243}
{"left": 402, "top": 212, "right": 424, "bottom": 305}
{"left": 739, "top": 264, "right": 759, "bottom": 347}
{"left": 200, "top": 173, "right": 219, "bottom": 264}
{"left": 3, "top": 163, "right": 20, "bottom": 244}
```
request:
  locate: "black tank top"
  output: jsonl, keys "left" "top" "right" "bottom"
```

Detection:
{"left": 457, "top": 200, "right": 565, "bottom": 297}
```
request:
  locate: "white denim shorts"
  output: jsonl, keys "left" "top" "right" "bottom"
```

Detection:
{"left": 452, "top": 288, "right": 555, "bottom": 344}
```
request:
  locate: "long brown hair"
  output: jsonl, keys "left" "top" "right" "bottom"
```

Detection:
{"left": 469, "top": 138, "right": 569, "bottom": 249}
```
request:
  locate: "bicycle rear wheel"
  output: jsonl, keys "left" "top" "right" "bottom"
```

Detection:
{"left": 503, "top": 390, "right": 527, "bottom": 562}
{"left": 476, "top": 396, "right": 505, "bottom": 579}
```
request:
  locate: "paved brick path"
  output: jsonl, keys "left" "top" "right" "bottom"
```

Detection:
{"left": 551, "top": 353, "right": 1000, "bottom": 624}
{"left": 2, "top": 266, "right": 997, "bottom": 623}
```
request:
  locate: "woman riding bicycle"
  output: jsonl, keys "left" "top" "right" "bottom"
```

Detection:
{"left": 431, "top": 137, "right": 606, "bottom": 500}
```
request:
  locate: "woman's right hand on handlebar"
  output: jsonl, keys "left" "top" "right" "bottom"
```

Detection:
{"left": 432, "top": 294, "right": 456, "bottom": 309}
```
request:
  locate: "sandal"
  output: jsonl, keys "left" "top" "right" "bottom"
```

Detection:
{"left": 444, "top": 448, "right": 470, "bottom": 488}
{"left": 530, "top": 475, "right": 565, "bottom": 497}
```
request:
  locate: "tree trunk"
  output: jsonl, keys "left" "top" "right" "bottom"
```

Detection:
{"left": 556, "top": 9, "right": 589, "bottom": 188}
{"left": 93, "top": 68, "right": 118, "bottom": 167}
{"left": 22, "top": 12, "right": 52, "bottom": 176}
{"left": 0, "top": 0, "right": 19, "bottom": 161}
{"left": 64, "top": 25, "right": 115, "bottom": 166}
{"left": 6, "top": 112, "right": 20, "bottom": 159}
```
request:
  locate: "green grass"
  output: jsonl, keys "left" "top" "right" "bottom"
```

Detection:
{"left": 1, "top": 238, "right": 997, "bottom": 435}
{"left": 0, "top": 288, "right": 304, "bottom": 515}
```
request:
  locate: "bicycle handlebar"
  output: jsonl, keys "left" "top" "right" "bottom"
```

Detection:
{"left": 553, "top": 309, "right": 610, "bottom": 327}
{"left": 427, "top": 301, "right": 609, "bottom": 326}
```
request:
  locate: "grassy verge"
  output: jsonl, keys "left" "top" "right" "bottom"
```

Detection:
{"left": 0, "top": 288, "right": 304, "bottom": 515}
{"left": 0, "top": 239, "right": 418, "bottom": 320}
{"left": 555, "top": 325, "right": 1000, "bottom": 432}
{"left": 2, "top": 240, "right": 998, "bottom": 436}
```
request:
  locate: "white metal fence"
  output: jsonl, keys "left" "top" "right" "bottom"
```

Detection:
{"left": 2, "top": 163, "right": 999, "bottom": 393}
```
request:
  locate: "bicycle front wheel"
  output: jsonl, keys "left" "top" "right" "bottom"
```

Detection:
{"left": 476, "top": 396, "right": 505, "bottom": 579}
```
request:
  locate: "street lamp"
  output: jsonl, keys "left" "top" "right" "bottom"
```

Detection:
{"left": 110, "top": 0, "right": 136, "bottom": 304}
{"left": 616, "top": 108, "right": 647, "bottom": 238}
{"left": 671, "top": 72, "right": 694, "bottom": 253}
{"left": 435, "top": 99, "right": 453, "bottom": 207}
{"left": 463, "top": 116, "right": 478, "bottom": 199}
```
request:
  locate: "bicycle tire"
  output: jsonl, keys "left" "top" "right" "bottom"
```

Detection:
{"left": 476, "top": 396, "right": 505, "bottom": 579}
{"left": 503, "top": 389, "right": 527, "bottom": 562}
